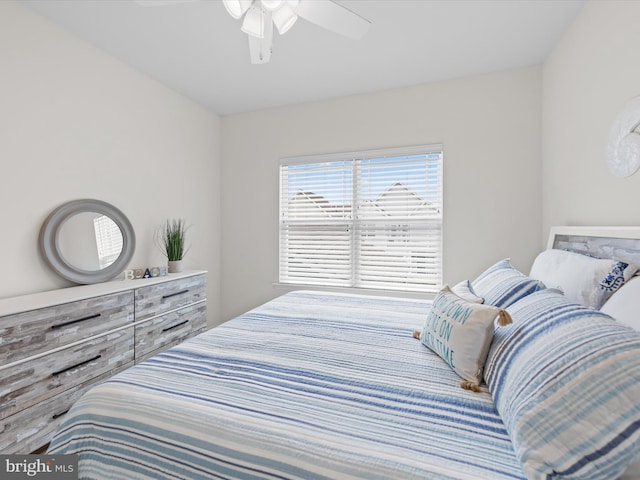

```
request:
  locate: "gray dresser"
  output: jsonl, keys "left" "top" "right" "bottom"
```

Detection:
{"left": 0, "top": 270, "right": 207, "bottom": 454}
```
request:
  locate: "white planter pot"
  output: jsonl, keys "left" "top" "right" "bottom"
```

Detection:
{"left": 168, "top": 260, "right": 183, "bottom": 273}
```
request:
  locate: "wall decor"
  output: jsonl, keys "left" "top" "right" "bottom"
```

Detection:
{"left": 606, "top": 95, "right": 640, "bottom": 177}
{"left": 123, "top": 266, "right": 168, "bottom": 280}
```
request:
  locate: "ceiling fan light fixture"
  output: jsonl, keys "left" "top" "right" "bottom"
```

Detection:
{"left": 260, "top": 0, "right": 283, "bottom": 11}
{"left": 272, "top": 5, "right": 297, "bottom": 35}
{"left": 222, "top": 0, "right": 252, "bottom": 20}
{"left": 241, "top": 3, "right": 266, "bottom": 38}
{"left": 222, "top": 0, "right": 369, "bottom": 64}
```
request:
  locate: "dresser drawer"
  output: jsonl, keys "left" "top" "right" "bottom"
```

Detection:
{"left": 134, "top": 302, "right": 207, "bottom": 361}
{"left": 0, "top": 327, "right": 134, "bottom": 420}
{"left": 0, "top": 291, "right": 133, "bottom": 365}
{"left": 135, "top": 274, "right": 206, "bottom": 321}
{"left": 0, "top": 362, "right": 133, "bottom": 454}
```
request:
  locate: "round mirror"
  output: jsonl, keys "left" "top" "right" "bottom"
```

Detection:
{"left": 39, "top": 199, "right": 135, "bottom": 284}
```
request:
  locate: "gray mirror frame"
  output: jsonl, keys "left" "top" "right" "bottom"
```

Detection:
{"left": 39, "top": 199, "right": 136, "bottom": 284}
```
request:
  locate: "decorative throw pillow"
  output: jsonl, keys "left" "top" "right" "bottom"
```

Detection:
{"left": 451, "top": 279, "right": 484, "bottom": 303}
{"left": 529, "top": 249, "right": 638, "bottom": 309}
{"left": 415, "top": 285, "right": 511, "bottom": 391}
{"left": 471, "top": 259, "right": 545, "bottom": 308}
{"left": 600, "top": 276, "right": 640, "bottom": 330}
{"left": 485, "top": 289, "right": 640, "bottom": 480}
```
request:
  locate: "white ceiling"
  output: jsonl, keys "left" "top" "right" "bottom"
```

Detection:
{"left": 22, "top": 0, "right": 585, "bottom": 116}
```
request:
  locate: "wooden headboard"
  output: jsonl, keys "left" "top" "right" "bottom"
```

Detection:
{"left": 548, "top": 226, "right": 640, "bottom": 265}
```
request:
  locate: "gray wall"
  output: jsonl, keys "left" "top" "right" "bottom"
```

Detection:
{"left": 542, "top": 0, "right": 640, "bottom": 239}
{"left": 221, "top": 66, "right": 542, "bottom": 321}
{"left": 0, "top": 1, "right": 222, "bottom": 325}
{"left": 10, "top": 0, "right": 639, "bottom": 329}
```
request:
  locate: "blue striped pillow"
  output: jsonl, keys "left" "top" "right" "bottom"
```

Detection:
{"left": 485, "top": 289, "right": 640, "bottom": 479}
{"left": 472, "top": 259, "right": 544, "bottom": 308}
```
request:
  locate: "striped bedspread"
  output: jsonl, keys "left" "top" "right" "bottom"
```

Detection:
{"left": 48, "top": 291, "right": 525, "bottom": 480}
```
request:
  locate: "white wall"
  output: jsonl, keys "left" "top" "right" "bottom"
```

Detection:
{"left": 221, "top": 66, "right": 542, "bottom": 321}
{"left": 0, "top": 1, "right": 222, "bottom": 325}
{"left": 542, "top": 0, "right": 640, "bottom": 239}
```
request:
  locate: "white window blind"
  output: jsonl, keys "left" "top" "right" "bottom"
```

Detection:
{"left": 279, "top": 145, "right": 443, "bottom": 293}
{"left": 94, "top": 215, "right": 123, "bottom": 269}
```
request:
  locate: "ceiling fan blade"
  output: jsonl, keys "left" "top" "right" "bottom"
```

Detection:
{"left": 293, "top": 0, "right": 370, "bottom": 40}
{"left": 248, "top": 14, "right": 274, "bottom": 64}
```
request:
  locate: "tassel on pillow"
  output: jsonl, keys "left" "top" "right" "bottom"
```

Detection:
{"left": 460, "top": 381, "right": 482, "bottom": 392}
{"left": 498, "top": 309, "right": 512, "bottom": 326}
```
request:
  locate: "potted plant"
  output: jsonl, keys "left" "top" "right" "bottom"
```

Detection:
{"left": 159, "top": 219, "right": 188, "bottom": 273}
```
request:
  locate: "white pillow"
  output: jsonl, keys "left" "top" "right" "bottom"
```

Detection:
{"left": 451, "top": 279, "right": 484, "bottom": 303}
{"left": 601, "top": 276, "right": 640, "bottom": 330}
{"left": 529, "top": 249, "right": 638, "bottom": 309}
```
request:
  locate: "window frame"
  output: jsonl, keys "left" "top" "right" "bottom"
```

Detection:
{"left": 278, "top": 144, "right": 443, "bottom": 295}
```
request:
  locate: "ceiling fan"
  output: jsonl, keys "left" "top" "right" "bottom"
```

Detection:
{"left": 136, "top": 0, "right": 371, "bottom": 65}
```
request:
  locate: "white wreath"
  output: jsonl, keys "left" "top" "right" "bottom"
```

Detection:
{"left": 607, "top": 96, "right": 640, "bottom": 178}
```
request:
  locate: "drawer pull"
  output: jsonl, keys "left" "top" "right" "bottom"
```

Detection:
{"left": 52, "top": 355, "right": 101, "bottom": 376}
{"left": 162, "top": 289, "right": 189, "bottom": 300}
{"left": 51, "top": 313, "right": 101, "bottom": 330}
{"left": 52, "top": 409, "right": 70, "bottom": 419}
{"left": 162, "top": 320, "right": 189, "bottom": 332}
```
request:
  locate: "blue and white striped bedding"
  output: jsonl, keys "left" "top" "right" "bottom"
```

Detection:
{"left": 48, "top": 290, "right": 526, "bottom": 480}
{"left": 485, "top": 289, "right": 640, "bottom": 479}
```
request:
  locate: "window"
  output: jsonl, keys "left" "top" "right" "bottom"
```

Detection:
{"left": 93, "top": 215, "right": 123, "bottom": 269}
{"left": 279, "top": 145, "right": 443, "bottom": 293}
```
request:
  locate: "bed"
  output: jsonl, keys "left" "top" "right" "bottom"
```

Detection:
{"left": 48, "top": 227, "right": 640, "bottom": 480}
